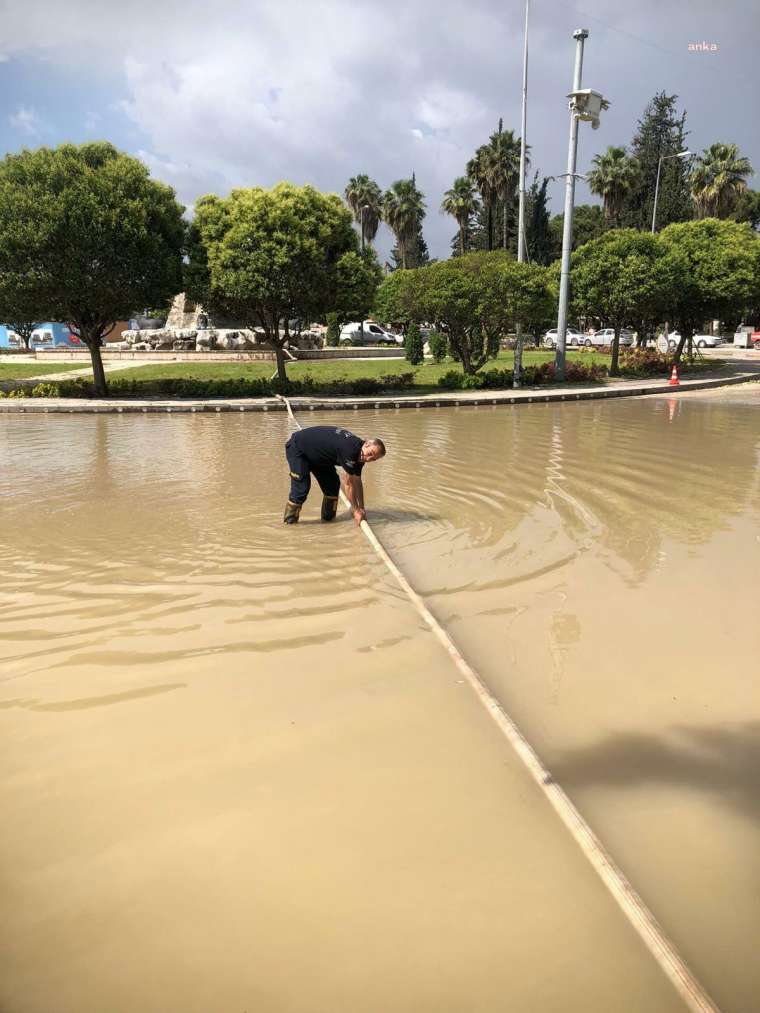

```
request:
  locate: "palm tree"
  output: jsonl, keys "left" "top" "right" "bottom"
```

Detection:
{"left": 587, "top": 146, "right": 641, "bottom": 226}
{"left": 689, "top": 143, "right": 754, "bottom": 219}
{"left": 468, "top": 120, "right": 527, "bottom": 251}
{"left": 344, "top": 174, "right": 383, "bottom": 247}
{"left": 467, "top": 144, "right": 499, "bottom": 251}
{"left": 489, "top": 122, "right": 523, "bottom": 250}
{"left": 441, "top": 177, "right": 480, "bottom": 255}
{"left": 382, "top": 176, "right": 426, "bottom": 269}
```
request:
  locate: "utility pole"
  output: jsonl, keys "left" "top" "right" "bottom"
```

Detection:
{"left": 513, "top": 0, "right": 530, "bottom": 388}
{"left": 555, "top": 28, "right": 588, "bottom": 381}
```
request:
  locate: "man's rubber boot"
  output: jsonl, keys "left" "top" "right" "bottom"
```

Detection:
{"left": 283, "top": 501, "right": 302, "bottom": 524}
{"left": 321, "top": 495, "right": 339, "bottom": 522}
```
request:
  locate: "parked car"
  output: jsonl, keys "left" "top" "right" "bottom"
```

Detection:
{"left": 593, "top": 328, "right": 635, "bottom": 348}
{"left": 339, "top": 321, "right": 403, "bottom": 346}
{"left": 542, "top": 328, "right": 588, "bottom": 348}
{"left": 656, "top": 331, "right": 719, "bottom": 350}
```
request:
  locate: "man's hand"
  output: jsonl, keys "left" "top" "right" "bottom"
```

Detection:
{"left": 353, "top": 507, "right": 367, "bottom": 525}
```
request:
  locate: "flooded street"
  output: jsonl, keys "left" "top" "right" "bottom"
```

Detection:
{"left": 1, "top": 388, "right": 758, "bottom": 1012}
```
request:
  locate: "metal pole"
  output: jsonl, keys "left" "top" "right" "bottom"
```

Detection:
{"left": 360, "top": 206, "right": 366, "bottom": 344}
{"left": 513, "top": 0, "right": 530, "bottom": 388}
{"left": 555, "top": 28, "right": 588, "bottom": 382}
{"left": 651, "top": 156, "right": 663, "bottom": 233}
{"left": 517, "top": 0, "right": 529, "bottom": 265}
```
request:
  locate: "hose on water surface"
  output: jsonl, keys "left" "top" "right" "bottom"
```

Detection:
{"left": 276, "top": 393, "right": 719, "bottom": 1013}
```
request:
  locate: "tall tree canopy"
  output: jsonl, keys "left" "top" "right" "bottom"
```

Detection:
{"left": 619, "top": 92, "right": 692, "bottom": 231}
{"left": 441, "top": 176, "right": 480, "bottom": 257}
{"left": 344, "top": 174, "right": 383, "bottom": 248}
{"left": 587, "top": 146, "right": 641, "bottom": 226}
{"left": 186, "top": 183, "right": 363, "bottom": 380}
{"left": 382, "top": 175, "right": 426, "bottom": 269}
{"left": 0, "top": 142, "right": 185, "bottom": 393}
{"left": 689, "top": 143, "right": 754, "bottom": 219}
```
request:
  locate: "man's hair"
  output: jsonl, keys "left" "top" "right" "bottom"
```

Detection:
{"left": 366, "top": 437, "right": 386, "bottom": 457}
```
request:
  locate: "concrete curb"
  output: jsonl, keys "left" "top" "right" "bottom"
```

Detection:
{"left": 0, "top": 371, "right": 756, "bottom": 414}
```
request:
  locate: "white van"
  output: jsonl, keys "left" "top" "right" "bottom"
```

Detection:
{"left": 339, "top": 321, "right": 403, "bottom": 347}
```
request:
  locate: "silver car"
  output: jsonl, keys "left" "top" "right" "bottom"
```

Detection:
{"left": 593, "top": 328, "right": 635, "bottom": 348}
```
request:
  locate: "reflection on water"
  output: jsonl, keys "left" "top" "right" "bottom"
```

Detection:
{"left": 1, "top": 390, "right": 758, "bottom": 1013}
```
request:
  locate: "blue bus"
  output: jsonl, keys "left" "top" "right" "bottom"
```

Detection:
{"left": 0, "top": 322, "right": 85, "bottom": 350}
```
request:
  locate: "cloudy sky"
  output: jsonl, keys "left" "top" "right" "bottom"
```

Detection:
{"left": 0, "top": 0, "right": 757, "bottom": 260}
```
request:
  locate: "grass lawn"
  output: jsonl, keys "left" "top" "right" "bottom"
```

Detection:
{"left": 105, "top": 349, "right": 609, "bottom": 388}
{"left": 0, "top": 362, "right": 85, "bottom": 380}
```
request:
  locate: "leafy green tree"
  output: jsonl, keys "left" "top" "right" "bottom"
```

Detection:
{"left": 325, "top": 312, "right": 339, "bottom": 347}
{"left": 689, "top": 143, "right": 754, "bottom": 219}
{"left": 619, "top": 92, "right": 692, "bottom": 230}
{"left": 659, "top": 218, "right": 760, "bottom": 360}
{"left": 395, "top": 251, "right": 546, "bottom": 376}
{"left": 548, "top": 205, "right": 605, "bottom": 261}
{"left": 730, "top": 189, "right": 760, "bottom": 231}
{"left": 334, "top": 249, "right": 382, "bottom": 325}
{"left": 0, "top": 142, "right": 185, "bottom": 394}
{"left": 344, "top": 174, "right": 383, "bottom": 248}
{"left": 382, "top": 175, "right": 426, "bottom": 269}
{"left": 0, "top": 280, "right": 43, "bottom": 349}
{"left": 442, "top": 176, "right": 480, "bottom": 256}
{"left": 373, "top": 269, "right": 412, "bottom": 327}
{"left": 587, "top": 146, "right": 641, "bottom": 226}
{"left": 506, "top": 261, "right": 554, "bottom": 386}
{"left": 405, "top": 322, "right": 424, "bottom": 365}
{"left": 187, "top": 183, "right": 358, "bottom": 381}
{"left": 568, "top": 229, "right": 685, "bottom": 375}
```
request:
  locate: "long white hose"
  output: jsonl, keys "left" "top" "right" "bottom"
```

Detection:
{"left": 277, "top": 394, "right": 719, "bottom": 1013}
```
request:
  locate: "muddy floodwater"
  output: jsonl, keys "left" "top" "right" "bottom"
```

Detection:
{"left": 1, "top": 387, "right": 758, "bottom": 1013}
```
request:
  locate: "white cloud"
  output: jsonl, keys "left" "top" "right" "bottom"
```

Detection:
{"left": 1, "top": 0, "right": 758, "bottom": 257}
{"left": 9, "top": 106, "right": 42, "bottom": 135}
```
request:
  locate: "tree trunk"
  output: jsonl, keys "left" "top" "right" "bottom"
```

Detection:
{"left": 503, "top": 199, "right": 508, "bottom": 250}
{"left": 487, "top": 205, "right": 493, "bottom": 252}
{"left": 673, "top": 333, "right": 688, "bottom": 364}
{"left": 513, "top": 324, "right": 524, "bottom": 388}
{"left": 274, "top": 342, "right": 287, "bottom": 382}
{"left": 86, "top": 335, "right": 108, "bottom": 396}
{"left": 459, "top": 225, "right": 465, "bottom": 257}
{"left": 609, "top": 325, "right": 621, "bottom": 377}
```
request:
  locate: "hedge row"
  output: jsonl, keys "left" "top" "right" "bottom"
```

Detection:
{"left": 0, "top": 352, "right": 719, "bottom": 400}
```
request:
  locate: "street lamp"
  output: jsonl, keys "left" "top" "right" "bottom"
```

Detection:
{"left": 651, "top": 150, "right": 692, "bottom": 233}
{"left": 360, "top": 204, "right": 370, "bottom": 344}
{"left": 555, "top": 28, "right": 607, "bottom": 381}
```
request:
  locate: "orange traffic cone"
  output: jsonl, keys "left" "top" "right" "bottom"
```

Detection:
{"left": 669, "top": 364, "right": 679, "bottom": 386}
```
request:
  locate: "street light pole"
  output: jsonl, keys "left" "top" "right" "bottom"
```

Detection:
{"left": 513, "top": 0, "right": 530, "bottom": 389}
{"left": 517, "top": 0, "right": 529, "bottom": 266}
{"left": 360, "top": 205, "right": 369, "bottom": 344}
{"left": 651, "top": 150, "right": 692, "bottom": 232}
{"left": 555, "top": 28, "right": 588, "bottom": 382}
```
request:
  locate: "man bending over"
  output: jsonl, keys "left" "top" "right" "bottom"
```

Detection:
{"left": 284, "top": 426, "right": 386, "bottom": 525}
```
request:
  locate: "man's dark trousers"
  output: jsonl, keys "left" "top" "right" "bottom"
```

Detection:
{"left": 285, "top": 436, "right": 341, "bottom": 505}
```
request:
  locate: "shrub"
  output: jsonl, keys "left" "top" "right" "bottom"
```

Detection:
{"left": 462, "top": 373, "right": 485, "bottom": 389}
{"left": 438, "top": 370, "right": 464, "bottom": 390}
{"left": 405, "top": 323, "right": 424, "bottom": 366}
{"left": 31, "top": 382, "right": 60, "bottom": 397}
{"left": 325, "top": 312, "right": 339, "bottom": 347}
{"left": 428, "top": 332, "right": 448, "bottom": 363}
